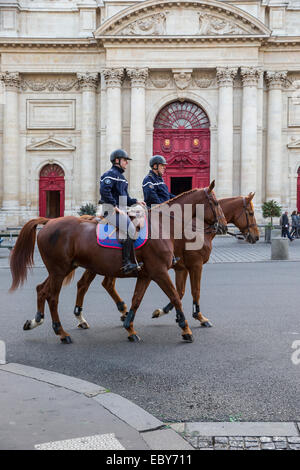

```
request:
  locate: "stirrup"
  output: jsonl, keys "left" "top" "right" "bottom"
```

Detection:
{"left": 122, "top": 261, "right": 143, "bottom": 274}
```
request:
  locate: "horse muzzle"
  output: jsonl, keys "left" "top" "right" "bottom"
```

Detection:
{"left": 215, "top": 223, "right": 227, "bottom": 235}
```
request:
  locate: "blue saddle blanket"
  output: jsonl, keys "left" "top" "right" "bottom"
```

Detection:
{"left": 96, "top": 216, "right": 148, "bottom": 250}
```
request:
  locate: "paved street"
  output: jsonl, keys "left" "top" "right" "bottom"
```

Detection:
{"left": 1, "top": 236, "right": 300, "bottom": 426}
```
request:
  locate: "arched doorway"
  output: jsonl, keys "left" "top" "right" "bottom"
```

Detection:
{"left": 153, "top": 100, "right": 210, "bottom": 194}
{"left": 39, "top": 164, "right": 65, "bottom": 218}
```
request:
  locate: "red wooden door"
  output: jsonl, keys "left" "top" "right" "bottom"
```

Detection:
{"left": 153, "top": 101, "right": 210, "bottom": 191}
{"left": 39, "top": 164, "right": 65, "bottom": 217}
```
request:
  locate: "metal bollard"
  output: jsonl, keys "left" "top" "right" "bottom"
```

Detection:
{"left": 271, "top": 238, "right": 289, "bottom": 260}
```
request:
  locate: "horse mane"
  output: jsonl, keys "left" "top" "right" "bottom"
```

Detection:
{"left": 149, "top": 188, "right": 200, "bottom": 212}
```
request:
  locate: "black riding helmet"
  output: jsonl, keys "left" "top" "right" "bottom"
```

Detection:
{"left": 110, "top": 149, "right": 132, "bottom": 164}
{"left": 149, "top": 155, "right": 167, "bottom": 169}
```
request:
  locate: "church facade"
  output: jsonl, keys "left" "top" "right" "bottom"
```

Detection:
{"left": 0, "top": 0, "right": 300, "bottom": 227}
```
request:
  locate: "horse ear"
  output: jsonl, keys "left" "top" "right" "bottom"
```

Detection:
{"left": 247, "top": 192, "right": 255, "bottom": 202}
{"left": 208, "top": 180, "right": 215, "bottom": 193}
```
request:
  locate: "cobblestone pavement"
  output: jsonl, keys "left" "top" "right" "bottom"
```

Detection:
{"left": 182, "top": 435, "right": 300, "bottom": 450}
{"left": 208, "top": 236, "right": 300, "bottom": 264}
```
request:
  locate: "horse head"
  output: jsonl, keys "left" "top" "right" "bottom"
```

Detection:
{"left": 233, "top": 193, "right": 260, "bottom": 244}
{"left": 203, "top": 181, "right": 228, "bottom": 235}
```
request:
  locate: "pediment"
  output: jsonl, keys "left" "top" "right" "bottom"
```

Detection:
{"left": 288, "top": 139, "right": 300, "bottom": 149}
{"left": 27, "top": 137, "right": 76, "bottom": 151}
{"left": 94, "top": 0, "right": 271, "bottom": 40}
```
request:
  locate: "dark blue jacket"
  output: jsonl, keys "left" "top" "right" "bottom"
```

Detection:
{"left": 99, "top": 165, "right": 137, "bottom": 207}
{"left": 142, "top": 170, "right": 175, "bottom": 207}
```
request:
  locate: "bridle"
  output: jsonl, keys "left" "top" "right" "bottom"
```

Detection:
{"left": 203, "top": 188, "right": 227, "bottom": 235}
{"left": 227, "top": 197, "right": 256, "bottom": 240}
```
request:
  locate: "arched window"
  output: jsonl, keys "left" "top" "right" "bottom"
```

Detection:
{"left": 154, "top": 101, "right": 210, "bottom": 129}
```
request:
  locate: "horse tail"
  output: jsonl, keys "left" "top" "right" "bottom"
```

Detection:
{"left": 9, "top": 217, "right": 49, "bottom": 292}
{"left": 63, "top": 269, "right": 76, "bottom": 287}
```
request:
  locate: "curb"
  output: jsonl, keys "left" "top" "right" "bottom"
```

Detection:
{"left": 0, "top": 342, "right": 193, "bottom": 450}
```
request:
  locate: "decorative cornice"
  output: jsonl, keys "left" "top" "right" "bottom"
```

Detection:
{"left": 216, "top": 67, "right": 238, "bottom": 87}
{"left": 27, "top": 137, "right": 76, "bottom": 152}
{"left": 126, "top": 68, "right": 148, "bottom": 87}
{"left": 102, "top": 68, "right": 125, "bottom": 88}
{"left": 0, "top": 71, "right": 21, "bottom": 91}
{"left": 77, "top": 72, "right": 99, "bottom": 90}
{"left": 265, "top": 71, "right": 288, "bottom": 90}
{"left": 240, "top": 67, "right": 263, "bottom": 87}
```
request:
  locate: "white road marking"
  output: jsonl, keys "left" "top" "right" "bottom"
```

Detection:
{"left": 35, "top": 433, "right": 125, "bottom": 450}
{"left": 0, "top": 340, "right": 6, "bottom": 365}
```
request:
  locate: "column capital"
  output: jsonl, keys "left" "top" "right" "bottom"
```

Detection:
{"left": 240, "top": 67, "right": 263, "bottom": 87}
{"left": 216, "top": 67, "right": 238, "bottom": 87}
{"left": 127, "top": 68, "right": 149, "bottom": 87}
{"left": 265, "top": 71, "right": 288, "bottom": 90}
{"left": 77, "top": 72, "right": 99, "bottom": 91}
{"left": 102, "top": 68, "right": 124, "bottom": 88}
{"left": 0, "top": 71, "right": 21, "bottom": 91}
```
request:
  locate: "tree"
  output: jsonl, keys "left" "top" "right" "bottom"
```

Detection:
{"left": 78, "top": 203, "right": 96, "bottom": 216}
{"left": 261, "top": 200, "right": 282, "bottom": 227}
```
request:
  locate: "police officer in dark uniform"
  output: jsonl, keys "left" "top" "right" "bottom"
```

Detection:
{"left": 99, "top": 149, "right": 145, "bottom": 274}
{"left": 143, "top": 155, "right": 179, "bottom": 266}
{"left": 142, "top": 155, "right": 175, "bottom": 207}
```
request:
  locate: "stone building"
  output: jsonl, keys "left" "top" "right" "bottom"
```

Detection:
{"left": 0, "top": 0, "right": 300, "bottom": 227}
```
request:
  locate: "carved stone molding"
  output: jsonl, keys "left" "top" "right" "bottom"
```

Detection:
{"left": 0, "top": 71, "right": 21, "bottom": 91}
{"left": 240, "top": 67, "right": 263, "bottom": 87}
{"left": 77, "top": 72, "right": 99, "bottom": 91}
{"left": 198, "top": 12, "right": 249, "bottom": 35}
{"left": 149, "top": 71, "right": 171, "bottom": 88}
{"left": 265, "top": 71, "right": 288, "bottom": 90}
{"left": 193, "top": 71, "right": 215, "bottom": 88}
{"left": 21, "top": 78, "right": 80, "bottom": 92}
{"left": 119, "top": 12, "right": 167, "bottom": 35}
{"left": 102, "top": 68, "right": 125, "bottom": 88}
{"left": 216, "top": 67, "right": 238, "bottom": 87}
{"left": 173, "top": 71, "right": 192, "bottom": 90}
{"left": 127, "top": 68, "right": 149, "bottom": 87}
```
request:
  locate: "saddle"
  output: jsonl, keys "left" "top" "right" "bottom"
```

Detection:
{"left": 96, "top": 205, "right": 148, "bottom": 250}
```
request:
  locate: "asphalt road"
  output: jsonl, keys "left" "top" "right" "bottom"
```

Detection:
{"left": 1, "top": 262, "right": 300, "bottom": 423}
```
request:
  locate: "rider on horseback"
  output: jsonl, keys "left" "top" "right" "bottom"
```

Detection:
{"left": 142, "top": 155, "right": 175, "bottom": 207}
{"left": 143, "top": 155, "right": 179, "bottom": 266}
{"left": 99, "top": 149, "right": 145, "bottom": 275}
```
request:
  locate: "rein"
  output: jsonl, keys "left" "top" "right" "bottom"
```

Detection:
{"left": 227, "top": 197, "right": 255, "bottom": 239}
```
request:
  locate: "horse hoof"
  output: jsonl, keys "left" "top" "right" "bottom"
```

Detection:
{"left": 23, "top": 320, "right": 31, "bottom": 331}
{"left": 61, "top": 336, "right": 72, "bottom": 344}
{"left": 77, "top": 322, "right": 90, "bottom": 329}
{"left": 120, "top": 314, "right": 127, "bottom": 322}
{"left": 152, "top": 309, "right": 163, "bottom": 319}
{"left": 201, "top": 321, "right": 213, "bottom": 328}
{"left": 182, "top": 334, "right": 194, "bottom": 343}
{"left": 128, "top": 334, "right": 140, "bottom": 343}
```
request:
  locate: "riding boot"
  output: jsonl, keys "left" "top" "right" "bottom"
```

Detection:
{"left": 121, "top": 238, "right": 143, "bottom": 274}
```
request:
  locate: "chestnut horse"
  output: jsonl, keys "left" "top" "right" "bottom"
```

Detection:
{"left": 9, "top": 183, "right": 227, "bottom": 344}
{"left": 70, "top": 193, "right": 259, "bottom": 331}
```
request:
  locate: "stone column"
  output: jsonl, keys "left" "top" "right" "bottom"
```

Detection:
{"left": 0, "top": 72, "right": 20, "bottom": 223}
{"left": 77, "top": 72, "right": 99, "bottom": 205}
{"left": 102, "top": 68, "right": 124, "bottom": 159}
{"left": 127, "top": 68, "right": 148, "bottom": 199}
{"left": 265, "top": 71, "right": 287, "bottom": 203}
{"left": 240, "top": 67, "right": 261, "bottom": 196}
{"left": 216, "top": 67, "right": 238, "bottom": 198}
